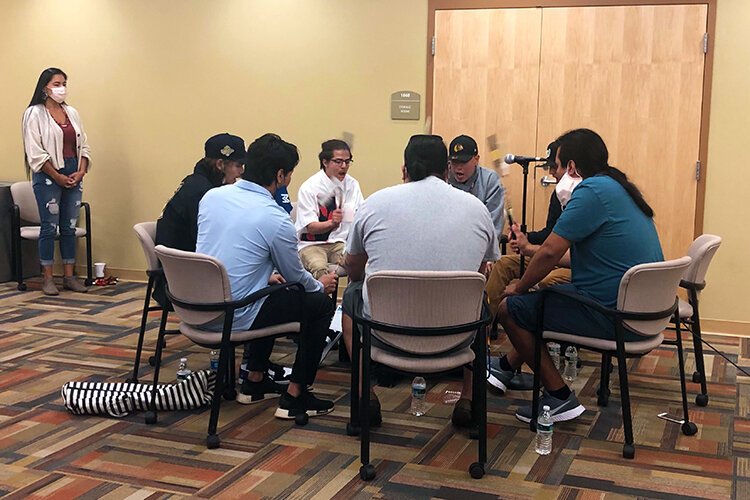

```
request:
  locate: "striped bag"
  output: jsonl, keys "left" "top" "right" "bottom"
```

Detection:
{"left": 61, "top": 370, "right": 216, "bottom": 418}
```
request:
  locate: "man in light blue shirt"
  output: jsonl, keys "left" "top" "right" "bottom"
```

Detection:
{"left": 197, "top": 133, "right": 337, "bottom": 420}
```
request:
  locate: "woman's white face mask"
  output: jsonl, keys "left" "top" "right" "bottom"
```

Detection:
{"left": 47, "top": 86, "right": 67, "bottom": 103}
{"left": 555, "top": 172, "right": 582, "bottom": 208}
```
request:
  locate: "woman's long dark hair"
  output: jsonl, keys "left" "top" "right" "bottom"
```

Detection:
{"left": 28, "top": 67, "right": 67, "bottom": 107}
{"left": 556, "top": 128, "right": 654, "bottom": 218}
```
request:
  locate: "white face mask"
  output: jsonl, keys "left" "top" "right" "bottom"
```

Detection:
{"left": 555, "top": 172, "right": 582, "bottom": 208}
{"left": 47, "top": 86, "right": 67, "bottom": 103}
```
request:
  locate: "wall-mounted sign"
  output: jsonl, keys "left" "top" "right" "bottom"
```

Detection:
{"left": 390, "top": 91, "right": 420, "bottom": 120}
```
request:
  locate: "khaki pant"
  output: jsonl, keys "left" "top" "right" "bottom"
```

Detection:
{"left": 485, "top": 253, "right": 571, "bottom": 319}
{"left": 299, "top": 242, "right": 345, "bottom": 279}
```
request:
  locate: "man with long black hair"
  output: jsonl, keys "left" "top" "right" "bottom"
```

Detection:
{"left": 496, "top": 128, "right": 664, "bottom": 424}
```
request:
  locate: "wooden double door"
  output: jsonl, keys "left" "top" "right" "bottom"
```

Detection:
{"left": 431, "top": 4, "right": 708, "bottom": 259}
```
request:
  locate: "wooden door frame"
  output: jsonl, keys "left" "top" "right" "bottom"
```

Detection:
{"left": 427, "top": 0, "right": 717, "bottom": 237}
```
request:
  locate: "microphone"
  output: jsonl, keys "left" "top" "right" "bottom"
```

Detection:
{"left": 504, "top": 153, "right": 547, "bottom": 164}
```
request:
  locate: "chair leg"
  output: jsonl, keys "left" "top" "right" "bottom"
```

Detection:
{"left": 127, "top": 275, "right": 155, "bottom": 383}
{"left": 597, "top": 354, "right": 612, "bottom": 407}
{"left": 83, "top": 203, "right": 93, "bottom": 285}
{"left": 359, "top": 326, "right": 375, "bottom": 481}
{"left": 469, "top": 326, "right": 487, "bottom": 479}
{"left": 223, "top": 345, "right": 237, "bottom": 400}
{"left": 530, "top": 330, "right": 542, "bottom": 432}
{"left": 347, "top": 324, "right": 361, "bottom": 436}
{"left": 145, "top": 307, "right": 169, "bottom": 425}
{"left": 690, "top": 297, "right": 709, "bottom": 407}
{"left": 615, "top": 350, "right": 635, "bottom": 459}
{"left": 675, "top": 320, "right": 698, "bottom": 436}
{"left": 12, "top": 213, "right": 26, "bottom": 291}
{"left": 206, "top": 341, "right": 230, "bottom": 449}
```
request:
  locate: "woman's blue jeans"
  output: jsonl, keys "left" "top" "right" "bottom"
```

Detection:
{"left": 31, "top": 158, "right": 83, "bottom": 266}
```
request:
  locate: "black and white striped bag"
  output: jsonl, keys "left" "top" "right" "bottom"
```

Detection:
{"left": 61, "top": 370, "right": 216, "bottom": 418}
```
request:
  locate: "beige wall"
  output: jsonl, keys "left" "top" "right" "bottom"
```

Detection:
{"left": 0, "top": 0, "right": 747, "bottom": 329}
{"left": 0, "top": 0, "right": 428, "bottom": 272}
{"left": 701, "top": 0, "right": 750, "bottom": 326}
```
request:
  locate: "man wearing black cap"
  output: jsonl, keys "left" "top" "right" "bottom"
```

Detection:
{"left": 484, "top": 140, "right": 581, "bottom": 393}
{"left": 152, "top": 133, "right": 245, "bottom": 311}
{"left": 448, "top": 135, "right": 505, "bottom": 240}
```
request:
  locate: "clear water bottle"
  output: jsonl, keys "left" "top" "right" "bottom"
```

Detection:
{"left": 535, "top": 405, "right": 553, "bottom": 455}
{"left": 564, "top": 346, "right": 578, "bottom": 382}
{"left": 176, "top": 357, "right": 192, "bottom": 381}
{"left": 209, "top": 350, "right": 219, "bottom": 372}
{"left": 547, "top": 342, "right": 561, "bottom": 371}
{"left": 409, "top": 376, "right": 427, "bottom": 416}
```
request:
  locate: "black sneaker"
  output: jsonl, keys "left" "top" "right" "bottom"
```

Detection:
{"left": 268, "top": 362, "right": 292, "bottom": 385}
{"left": 514, "top": 390, "right": 585, "bottom": 424}
{"left": 237, "top": 376, "right": 286, "bottom": 405}
{"left": 274, "top": 390, "right": 334, "bottom": 419}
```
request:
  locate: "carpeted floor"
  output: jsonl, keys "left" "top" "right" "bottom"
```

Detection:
{"left": 0, "top": 278, "right": 746, "bottom": 499}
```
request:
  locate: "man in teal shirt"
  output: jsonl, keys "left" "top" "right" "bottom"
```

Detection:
{"left": 494, "top": 128, "right": 663, "bottom": 424}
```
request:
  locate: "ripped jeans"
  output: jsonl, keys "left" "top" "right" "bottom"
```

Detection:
{"left": 32, "top": 158, "right": 83, "bottom": 266}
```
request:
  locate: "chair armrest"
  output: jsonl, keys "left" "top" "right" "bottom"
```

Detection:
{"left": 679, "top": 279, "right": 705, "bottom": 292}
{"left": 540, "top": 287, "right": 677, "bottom": 322}
{"left": 80, "top": 201, "right": 91, "bottom": 231}
{"left": 166, "top": 281, "right": 304, "bottom": 312}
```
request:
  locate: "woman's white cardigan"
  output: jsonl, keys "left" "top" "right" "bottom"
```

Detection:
{"left": 22, "top": 103, "right": 91, "bottom": 173}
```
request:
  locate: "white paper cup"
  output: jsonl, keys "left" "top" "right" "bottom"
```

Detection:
{"left": 94, "top": 262, "right": 106, "bottom": 278}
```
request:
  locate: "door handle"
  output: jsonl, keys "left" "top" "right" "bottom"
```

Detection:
{"left": 540, "top": 175, "right": 557, "bottom": 187}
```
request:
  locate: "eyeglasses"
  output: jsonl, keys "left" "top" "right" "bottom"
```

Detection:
{"left": 329, "top": 158, "right": 353, "bottom": 166}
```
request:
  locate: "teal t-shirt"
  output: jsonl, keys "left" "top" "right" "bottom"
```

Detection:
{"left": 552, "top": 174, "right": 664, "bottom": 308}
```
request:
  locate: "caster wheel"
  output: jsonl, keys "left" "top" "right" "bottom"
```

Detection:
{"left": 85, "top": 278, "right": 94, "bottom": 286}
{"left": 148, "top": 356, "right": 156, "bottom": 367}
{"left": 597, "top": 397, "right": 609, "bottom": 407}
{"left": 359, "top": 464, "right": 376, "bottom": 481}
{"left": 696, "top": 394, "right": 709, "bottom": 407}
{"left": 18, "top": 283, "right": 27, "bottom": 291}
{"left": 295, "top": 413, "right": 309, "bottom": 426}
{"left": 692, "top": 371, "right": 702, "bottom": 383}
{"left": 622, "top": 444, "right": 635, "bottom": 459}
{"left": 469, "top": 462, "right": 485, "bottom": 479}
{"left": 682, "top": 422, "right": 698, "bottom": 436}
{"left": 346, "top": 422, "right": 360, "bottom": 436}
{"left": 125, "top": 377, "right": 138, "bottom": 384}
{"left": 145, "top": 411, "right": 157, "bottom": 425}
{"left": 223, "top": 388, "right": 237, "bottom": 401}
{"left": 206, "top": 434, "right": 221, "bottom": 449}
{"left": 596, "top": 386, "right": 611, "bottom": 407}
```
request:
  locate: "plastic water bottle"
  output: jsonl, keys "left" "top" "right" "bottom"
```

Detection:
{"left": 176, "top": 357, "right": 192, "bottom": 381}
{"left": 548, "top": 343, "right": 561, "bottom": 371}
{"left": 535, "top": 405, "right": 553, "bottom": 455}
{"left": 564, "top": 346, "right": 578, "bottom": 382}
{"left": 409, "top": 376, "right": 427, "bottom": 416}
{"left": 209, "top": 350, "right": 219, "bottom": 372}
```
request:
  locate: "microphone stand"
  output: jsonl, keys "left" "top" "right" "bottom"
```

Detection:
{"left": 517, "top": 159, "right": 531, "bottom": 275}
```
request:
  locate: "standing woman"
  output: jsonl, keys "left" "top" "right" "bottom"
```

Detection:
{"left": 22, "top": 68, "right": 91, "bottom": 295}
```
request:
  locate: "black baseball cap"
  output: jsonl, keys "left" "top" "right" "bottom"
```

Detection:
{"left": 205, "top": 133, "right": 246, "bottom": 163}
{"left": 449, "top": 135, "right": 479, "bottom": 162}
{"left": 542, "top": 140, "right": 560, "bottom": 168}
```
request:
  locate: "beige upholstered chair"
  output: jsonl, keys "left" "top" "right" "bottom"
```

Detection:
{"left": 10, "top": 181, "right": 93, "bottom": 290}
{"left": 672, "top": 234, "right": 722, "bottom": 407}
{"left": 149, "top": 245, "right": 303, "bottom": 449}
{"left": 530, "top": 256, "right": 692, "bottom": 459}
{"left": 127, "top": 222, "right": 179, "bottom": 382}
{"left": 349, "top": 270, "right": 491, "bottom": 481}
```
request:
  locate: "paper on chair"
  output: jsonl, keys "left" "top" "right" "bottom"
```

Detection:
{"left": 330, "top": 304, "right": 343, "bottom": 333}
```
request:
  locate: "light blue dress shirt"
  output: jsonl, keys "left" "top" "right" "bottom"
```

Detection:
{"left": 197, "top": 180, "right": 322, "bottom": 330}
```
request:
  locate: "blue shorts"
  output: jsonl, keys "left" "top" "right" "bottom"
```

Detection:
{"left": 505, "top": 284, "right": 641, "bottom": 342}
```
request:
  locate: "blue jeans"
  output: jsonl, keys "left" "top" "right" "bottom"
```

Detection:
{"left": 31, "top": 158, "right": 83, "bottom": 266}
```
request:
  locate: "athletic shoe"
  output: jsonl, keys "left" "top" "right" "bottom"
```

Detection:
{"left": 451, "top": 398, "right": 473, "bottom": 428}
{"left": 514, "top": 390, "right": 585, "bottom": 424}
{"left": 268, "top": 362, "right": 293, "bottom": 385}
{"left": 237, "top": 376, "right": 286, "bottom": 405}
{"left": 274, "top": 390, "right": 334, "bottom": 419}
{"left": 487, "top": 356, "right": 516, "bottom": 394}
